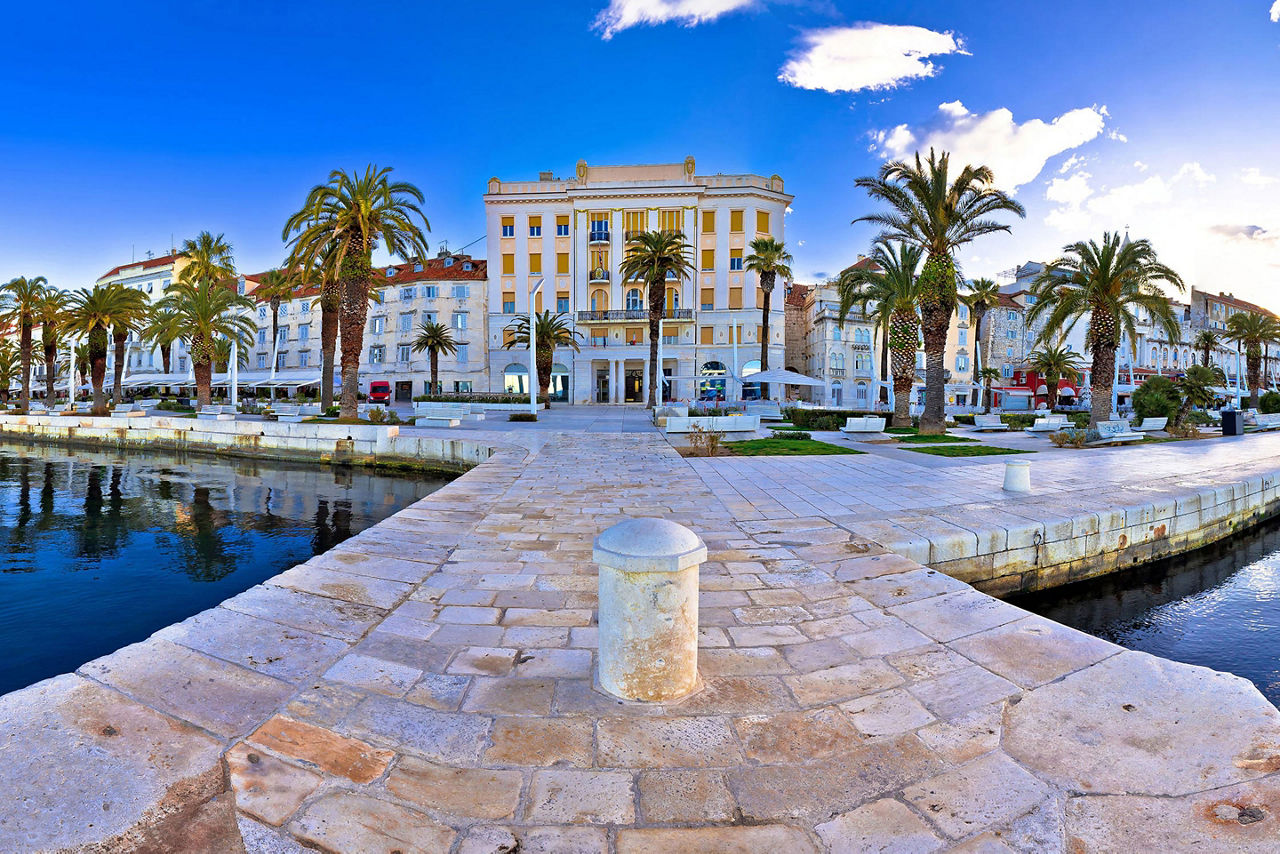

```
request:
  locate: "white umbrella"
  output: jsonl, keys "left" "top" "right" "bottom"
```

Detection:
{"left": 742, "top": 368, "right": 827, "bottom": 387}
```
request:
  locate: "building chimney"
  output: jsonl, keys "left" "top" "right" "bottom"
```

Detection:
{"left": 539, "top": 171, "right": 553, "bottom": 181}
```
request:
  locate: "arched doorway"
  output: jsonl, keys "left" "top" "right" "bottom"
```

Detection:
{"left": 741, "top": 359, "right": 761, "bottom": 400}
{"left": 503, "top": 363, "right": 528, "bottom": 395}
{"left": 550, "top": 363, "right": 569, "bottom": 402}
{"left": 699, "top": 361, "right": 727, "bottom": 402}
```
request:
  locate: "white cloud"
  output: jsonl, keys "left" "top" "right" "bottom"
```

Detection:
{"left": 1045, "top": 161, "right": 1219, "bottom": 233}
{"left": 1107, "top": 130, "right": 1128, "bottom": 142}
{"left": 1211, "top": 224, "right": 1276, "bottom": 243}
{"left": 1271, "top": 0, "right": 1280, "bottom": 22}
{"left": 1046, "top": 171, "right": 1093, "bottom": 207}
{"left": 1243, "top": 167, "right": 1279, "bottom": 186}
{"left": 1134, "top": 161, "right": 1149, "bottom": 172}
{"left": 592, "top": 0, "right": 754, "bottom": 39}
{"left": 1059, "top": 154, "right": 1086, "bottom": 174}
{"left": 779, "top": 24, "right": 965, "bottom": 93}
{"left": 872, "top": 101, "right": 1108, "bottom": 190}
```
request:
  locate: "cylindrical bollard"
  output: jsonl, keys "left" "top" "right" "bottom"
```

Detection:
{"left": 593, "top": 518, "right": 707, "bottom": 702}
{"left": 1003, "top": 459, "right": 1031, "bottom": 493}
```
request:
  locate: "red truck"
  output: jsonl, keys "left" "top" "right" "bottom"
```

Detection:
{"left": 368, "top": 381, "right": 392, "bottom": 404}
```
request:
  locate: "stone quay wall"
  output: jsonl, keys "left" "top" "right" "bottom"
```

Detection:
{"left": 0, "top": 414, "right": 491, "bottom": 473}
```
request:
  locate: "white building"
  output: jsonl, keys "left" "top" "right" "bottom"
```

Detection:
{"left": 483, "top": 158, "right": 792, "bottom": 404}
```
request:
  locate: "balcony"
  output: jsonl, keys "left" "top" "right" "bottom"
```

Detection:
{"left": 625, "top": 230, "right": 644, "bottom": 242}
{"left": 576, "top": 309, "right": 694, "bottom": 323}
{"left": 588, "top": 267, "right": 610, "bottom": 283}
{"left": 588, "top": 230, "right": 611, "bottom": 244}
{"left": 827, "top": 368, "right": 846, "bottom": 377}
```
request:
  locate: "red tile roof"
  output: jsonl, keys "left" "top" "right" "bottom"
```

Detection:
{"left": 786, "top": 284, "right": 811, "bottom": 308}
{"left": 378, "top": 254, "right": 487, "bottom": 283}
{"left": 97, "top": 253, "right": 182, "bottom": 282}
{"left": 997, "top": 294, "right": 1022, "bottom": 309}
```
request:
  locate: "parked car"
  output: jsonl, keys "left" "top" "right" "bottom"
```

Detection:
{"left": 368, "top": 381, "right": 391, "bottom": 404}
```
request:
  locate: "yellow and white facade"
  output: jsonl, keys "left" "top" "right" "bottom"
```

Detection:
{"left": 483, "top": 158, "right": 792, "bottom": 404}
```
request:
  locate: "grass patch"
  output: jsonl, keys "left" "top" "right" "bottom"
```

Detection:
{"left": 893, "top": 433, "right": 976, "bottom": 444}
{"left": 305, "top": 416, "right": 376, "bottom": 425}
{"left": 886, "top": 426, "right": 917, "bottom": 434}
{"left": 904, "top": 445, "right": 1034, "bottom": 457}
{"left": 725, "top": 438, "right": 865, "bottom": 456}
{"left": 768, "top": 422, "right": 808, "bottom": 431}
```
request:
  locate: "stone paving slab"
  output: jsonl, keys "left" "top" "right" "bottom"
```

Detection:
{"left": 4, "top": 418, "right": 1280, "bottom": 851}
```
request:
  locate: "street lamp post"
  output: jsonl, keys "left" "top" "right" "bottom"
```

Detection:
{"left": 529, "top": 278, "right": 545, "bottom": 416}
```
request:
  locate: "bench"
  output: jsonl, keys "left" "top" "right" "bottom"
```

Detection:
{"left": 196, "top": 405, "right": 235, "bottom": 421}
{"left": 971, "top": 415, "right": 1009, "bottom": 432}
{"left": 110, "top": 403, "right": 145, "bottom": 418}
{"left": 299, "top": 403, "right": 323, "bottom": 416}
{"left": 1132, "top": 417, "right": 1168, "bottom": 433}
{"left": 135, "top": 399, "right": 160, "bottom": 409}
{"left": 839, "top": 416, "right": 887, "bottom": 434}
{"left": 270, "top": 404, "right": 305, "bottom": 423}
{"left": 745, "top": 401, "right": 784, "bottom": 422}
{"left": 664, "top": 415, "right": 761, "bottom": 435}
{"left": 415, "top": 402, "right": 484, "bottom": 423}
{"left": 1024, "top": 414, "right": 1069, "bottom": 434}
{"left": 413, "top": 405, "right": 469, "bottom": 428}
{"left": 27, "top": 403, "right": 48, "bottom": 415}
{"left": 1250, "top": 413, "right": 1280, "bottom": 432}
{"left": 1088, "top": 419, "right": 1144, "bottom": 446}
{"left": 74, "top": 402, "right": 93, "bottom": 414}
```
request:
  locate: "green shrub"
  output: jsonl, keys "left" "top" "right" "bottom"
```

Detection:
{"left": 413, "top": 392, "right": 548, "bottom": 405}
{"left": 323, "top": 406, "right": 341, "bottom": 418}
{"left": 953, "top": 414, "right": 975, "bottom": 425}
{"left": 1185, "top": 410, "right": 1214, "bottom": 426}
{"left": 156, "top": 401, "right": 194, "bottom": 413}
{"left": 366, "top": 407, "right": 388, "bottom": 424}
{"left": 771, "top": 430, "right": 811, "bottom": 440}
{"left": 786, "top": 408, "right": 892, "bottom": 429}
{"left": 689, "top": 406, "right": 733, "bottom": 417}
{"left": 1261, "top": 391, "right": 1280, "bottom": 414}
{"left": 509, "top": 412, "right": 538, "bottom": 422}
{"left": 999, "top": 413, "right": 1038, "bottom": 430}
{"left": 1132, "top": 375, "right": 1179, "bottom": 422}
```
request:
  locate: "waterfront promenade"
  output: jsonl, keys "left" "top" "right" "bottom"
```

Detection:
{"left": 2, "top": 410, "right": 1280, "bottom": 851}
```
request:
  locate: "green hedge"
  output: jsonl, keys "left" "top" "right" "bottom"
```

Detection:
{"left": 1261, "top": 391, "right": 1280, "bottom": 414}
{"left": 413, "top": 392, "right": 549, "bottom": 405}
{"left": 784, "top": 408, "right": 895, "bottom": 430}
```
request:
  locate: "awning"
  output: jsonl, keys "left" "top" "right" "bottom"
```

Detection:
{"left": 119, "top": 372, "right": 192, "bottom": 389}
{"left": 743, "top": 368, "right": 827, "bottom": 388}
{"left": 996, "top": 389, "right": 1033, "bottom": 397}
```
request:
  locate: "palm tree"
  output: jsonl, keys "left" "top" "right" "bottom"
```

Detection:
{"left": 177, "top": 232, "right": 237, "bottom": 289}
{"left": 411, "top": 321, "right": 458, "bottom": 395}
{"left": 837, "top": 240, "right": 923, "bottom": 424}
{"left": 253, "top": 268, "right": 297, "bottom": 372}
{"left": 501, "top": 311, "right": 582, "bottom": 397}
{"left": 975, "top": 366, "right": 1000, "bottom": 414}
{"left": 855, "top": 149, "right": 1025, "bottom": 434}
{"left": 744, "top": 237, "right": 794, "bottom": 399}
{"left": 961, "top": 278, "right": 1001, "bottom": 373}
{"left": 1026, "top": 343, "right": 1085, "bottom": 409}
{"left": 0, "top": 340, "right": 17, "bottom": 404}
{"left": 106, "top": 287, "right": 150, "bottom": 405}
{"left": 65, "top": 286, "right": 145, "bottom": 414}
{"left": 156, "top": 280, "right": 255, "bottom": 407}
{"left": 617, "top": 230, "right": 694, "bottom": 407}
{"left": 35, "top": 287, "right": 70, "bottom": 404}
{"left": 283, "top": 166, "right": 431, "bottom": 418}
{"left": 1224, "top": 311, "right": 1280, "bottom": 409}
{"left": 1193, "top": 329, "right": 1219, "bottom": 368}
{"left": 1175, "top": 363, "right": 1226, "bottom": 426}
{"left": 0, "top": 275, "right": 49, "bottom": 411}
{"left": 140, "top": 306, "right": 185, "bottom": 374}
{"left": 1027, "top": 233, "right": 1184, "bottom": 427}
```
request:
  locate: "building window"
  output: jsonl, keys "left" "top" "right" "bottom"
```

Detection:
{"left": 956, "top": 355, "right": 969, "bottom": 372}
{"left": 413, "top": 262, "right": 423, "bottom": 273}
{"left": 456, "top": 344, "right": 469, "bottom": 363}
{"left": 590, "top": 217, "right": 610, "bottom": 239}
{"left": 528, "top": 254, "right": 542, "bottom": 275}
{"left": 1002, "top": 364, "right": 1013, "bottom": 378}
{"left": 452, "top": 284, "right": 470, "bottom": 299}
{"left": 556, "top": 215, "right": 570, "bottom": 236}
{"left": 701, "top": 249, "right": 714, "bottom": 270}
{"left": 401, "top": 287, "right": 417, "bottom": 300}
{"left": 257, "top": 329, "right": 267, "bottom": 346}
{"left": 729, "top": 249, "right": 743, "bottom": 271}
{"left": 278, "top": 303, "right": 288, "bottom": 317}
{"left": 421, "top": 311, "right": 437, "bottom": 324}
{"left": 959, "top": 329, "right": 967, "bottom": 345}
{"left": 501, "top": 216, "right": 514, "bottom": 238}
{"left": 556, "top": 252, "right": 569, "bottom": 275}
{"left": 371, "top": 317, "right": 385, "bottom": 334}
{"left": 702, "top": 210, "right": 716, "bottom": 233}
{"left": 258, "top": 306, "right": 267, "bottom": 320}
{"left": 756, "top": 211, "right": 770, "bottom": 234}
{"left": 830, "top": 352, "right": 845, "bottom": 370}
{"left": 277, "top": 352, "right": 288, "bottom": 369}
{"left": 730, "top": 210, "right": 744, "bottom": 233}
{"left": 1007, "top": 346, "right": 1014, "bottom": 358}
{"left": 256, "top": 354, "right": 266, "bottom": 369}
{"left": 277, "top": 328, "right": 288, "bottom": 347}
{"left": 626, "top": 288, "right": 643, "bottom": 311}
{"left": 423, "top": 285, "right": 438, "bottom": 299}
{"left": 454, "top": 380, "right": 473, "bottom": 393}
{"left": 957, "top": 304, "right": 968, "bottom": 320}
{"left": 502, "top": 254, "right": 514, "bottom": 275}
{"left": 503, "top": 298, "right": 515, "bottom": 314}
{"left": 301, "top": 302, "right": 310, "bottom": 314}
{"left": 452, "top": 311, "right": 468, "bottom": 330}
{"left": 369, "top": 345, "right": 385, "bottom": 364}
{"left": 299, "top": 351, "right": 310, "bottom": 367}
{"left": 1006, "top": 329, "right": 1016, "bottom": 340}
{"left": 1007, "top": 310, "right": 1017, "bottom": 321}
{"left": 528, "top": 215, "right": 542, "bottom": 237}
{"left": 556, "top": 296, "right": 569, "bottom": 313}
{"left": 397, "top": 344, "right": 412, "bottom": 363}
{"left": 399, "top": 313, "right": 414, "bottom": 333}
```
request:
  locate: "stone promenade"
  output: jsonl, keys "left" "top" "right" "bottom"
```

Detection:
{"left": 4, "top": 422, "right": 1280, "bottom": 852}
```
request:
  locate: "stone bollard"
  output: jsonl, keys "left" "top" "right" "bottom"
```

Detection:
{"left": 1003, "top": 459, "right": 1031, "bottom": 493}
{"left": 593, "top": 518, "right": 707, "bottom": 702}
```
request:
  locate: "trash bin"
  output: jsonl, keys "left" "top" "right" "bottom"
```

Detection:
{"left": 1222, "top": 409, "right": 1245, "bottom": 436}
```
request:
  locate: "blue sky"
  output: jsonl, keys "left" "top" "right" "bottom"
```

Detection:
{"left": 3, "top": 1, "right": 1279, "bottom": 302}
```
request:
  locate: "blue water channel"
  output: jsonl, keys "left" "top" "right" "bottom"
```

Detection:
{"left": 0, "top": 441, "right": 448, "bottom": 696}
{"left": 1014, "top": 518, "right": 1280, "bottom": 706}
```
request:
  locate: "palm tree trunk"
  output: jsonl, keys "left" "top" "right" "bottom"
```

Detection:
{"left": 983, "top": 381, "right": 992, "bottom": 414}
{"left": 646, "top": 279, "right": 661, "bottom": 408}
{"left": 90, "top": 354, "right": 107, "bottom": 415}
{"left": 194, "top": 360, "right": 213, "bottom": 408}
{"left": 43, "top": 342, "right": 56, "bottom": 403}
{"left": 1249, "top": 352, "right": 1261, "bottom": 409}
{"left": 878, "top": 329, "right": 890, "bottom": 407}
{"left": 112, "top": 332, "right": 127, "bottom": 405}
{"left": 759, "top": 274, "right": 773, "bottom": 400}
{"left": 972, "top": 307, "right": 985, "bottom": 374}
{"left": 917, "top": 254, "right": 956, "bottom": 435}
{"left": 430, "top": 351, "right": 439, "bottom": 396}
{"left": 890, "top": 342, "right": 914, "bottom": 426}
{"left": 320, "top": 284, "right": 339, "bottom": 410}
{"left": 1089, "top": 344, "right": 1116, "bottom": 428}
{"left": 161, "top": 344, "right": 171, "bottom": 375}
{"left": 337, "top": 245, "right": 372, "bottom": 419}
{"left": 19, "top": 325, "right": 31, "bottom": 411}
{"left": 1046, "top": 379, "right": 1059, "bottom": 409}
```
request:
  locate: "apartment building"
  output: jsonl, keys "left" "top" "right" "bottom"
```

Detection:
{"left": 791, "top": 280, "right": 880, "bottom": 407}
{"left": 94, "top": 251, "right": 195, "bottom": 375}
{"left": 483, "top": 158, "right": 792, "bottom": 404}
{"left": 244, "top": 252, "right": 488, "bottom": 401}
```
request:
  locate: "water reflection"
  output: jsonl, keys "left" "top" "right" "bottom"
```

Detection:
{"left": 0, "top": 441, "right": 447, "bottom": 696}
{"left": 1014, "top": 518, "right": 1280, "bottom": 705}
